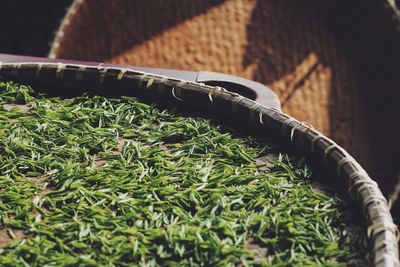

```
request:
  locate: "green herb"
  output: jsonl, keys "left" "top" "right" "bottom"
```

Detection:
{"left": 0, "top": 81, "right": 368, "bottom": 266}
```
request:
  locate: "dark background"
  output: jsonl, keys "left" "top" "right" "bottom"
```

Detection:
{"left": 0, "top": 0, "right": 72, "bottom": 56}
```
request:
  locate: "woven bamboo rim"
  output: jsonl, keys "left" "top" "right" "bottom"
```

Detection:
{"left": 0, "top": 62, "right": 399, "bottom": 266}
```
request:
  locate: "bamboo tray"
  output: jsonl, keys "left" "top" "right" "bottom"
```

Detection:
{"left": 0, "top": 54, "right": 398, "bottom": 266}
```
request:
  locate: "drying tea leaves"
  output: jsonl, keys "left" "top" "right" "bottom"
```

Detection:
{"left": 0, "top": 81, "right": 368, "bottom": 266}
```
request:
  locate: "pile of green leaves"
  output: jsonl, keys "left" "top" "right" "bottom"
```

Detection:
{"left": 0, "top": 81, "right": 368, "bottom": 266}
